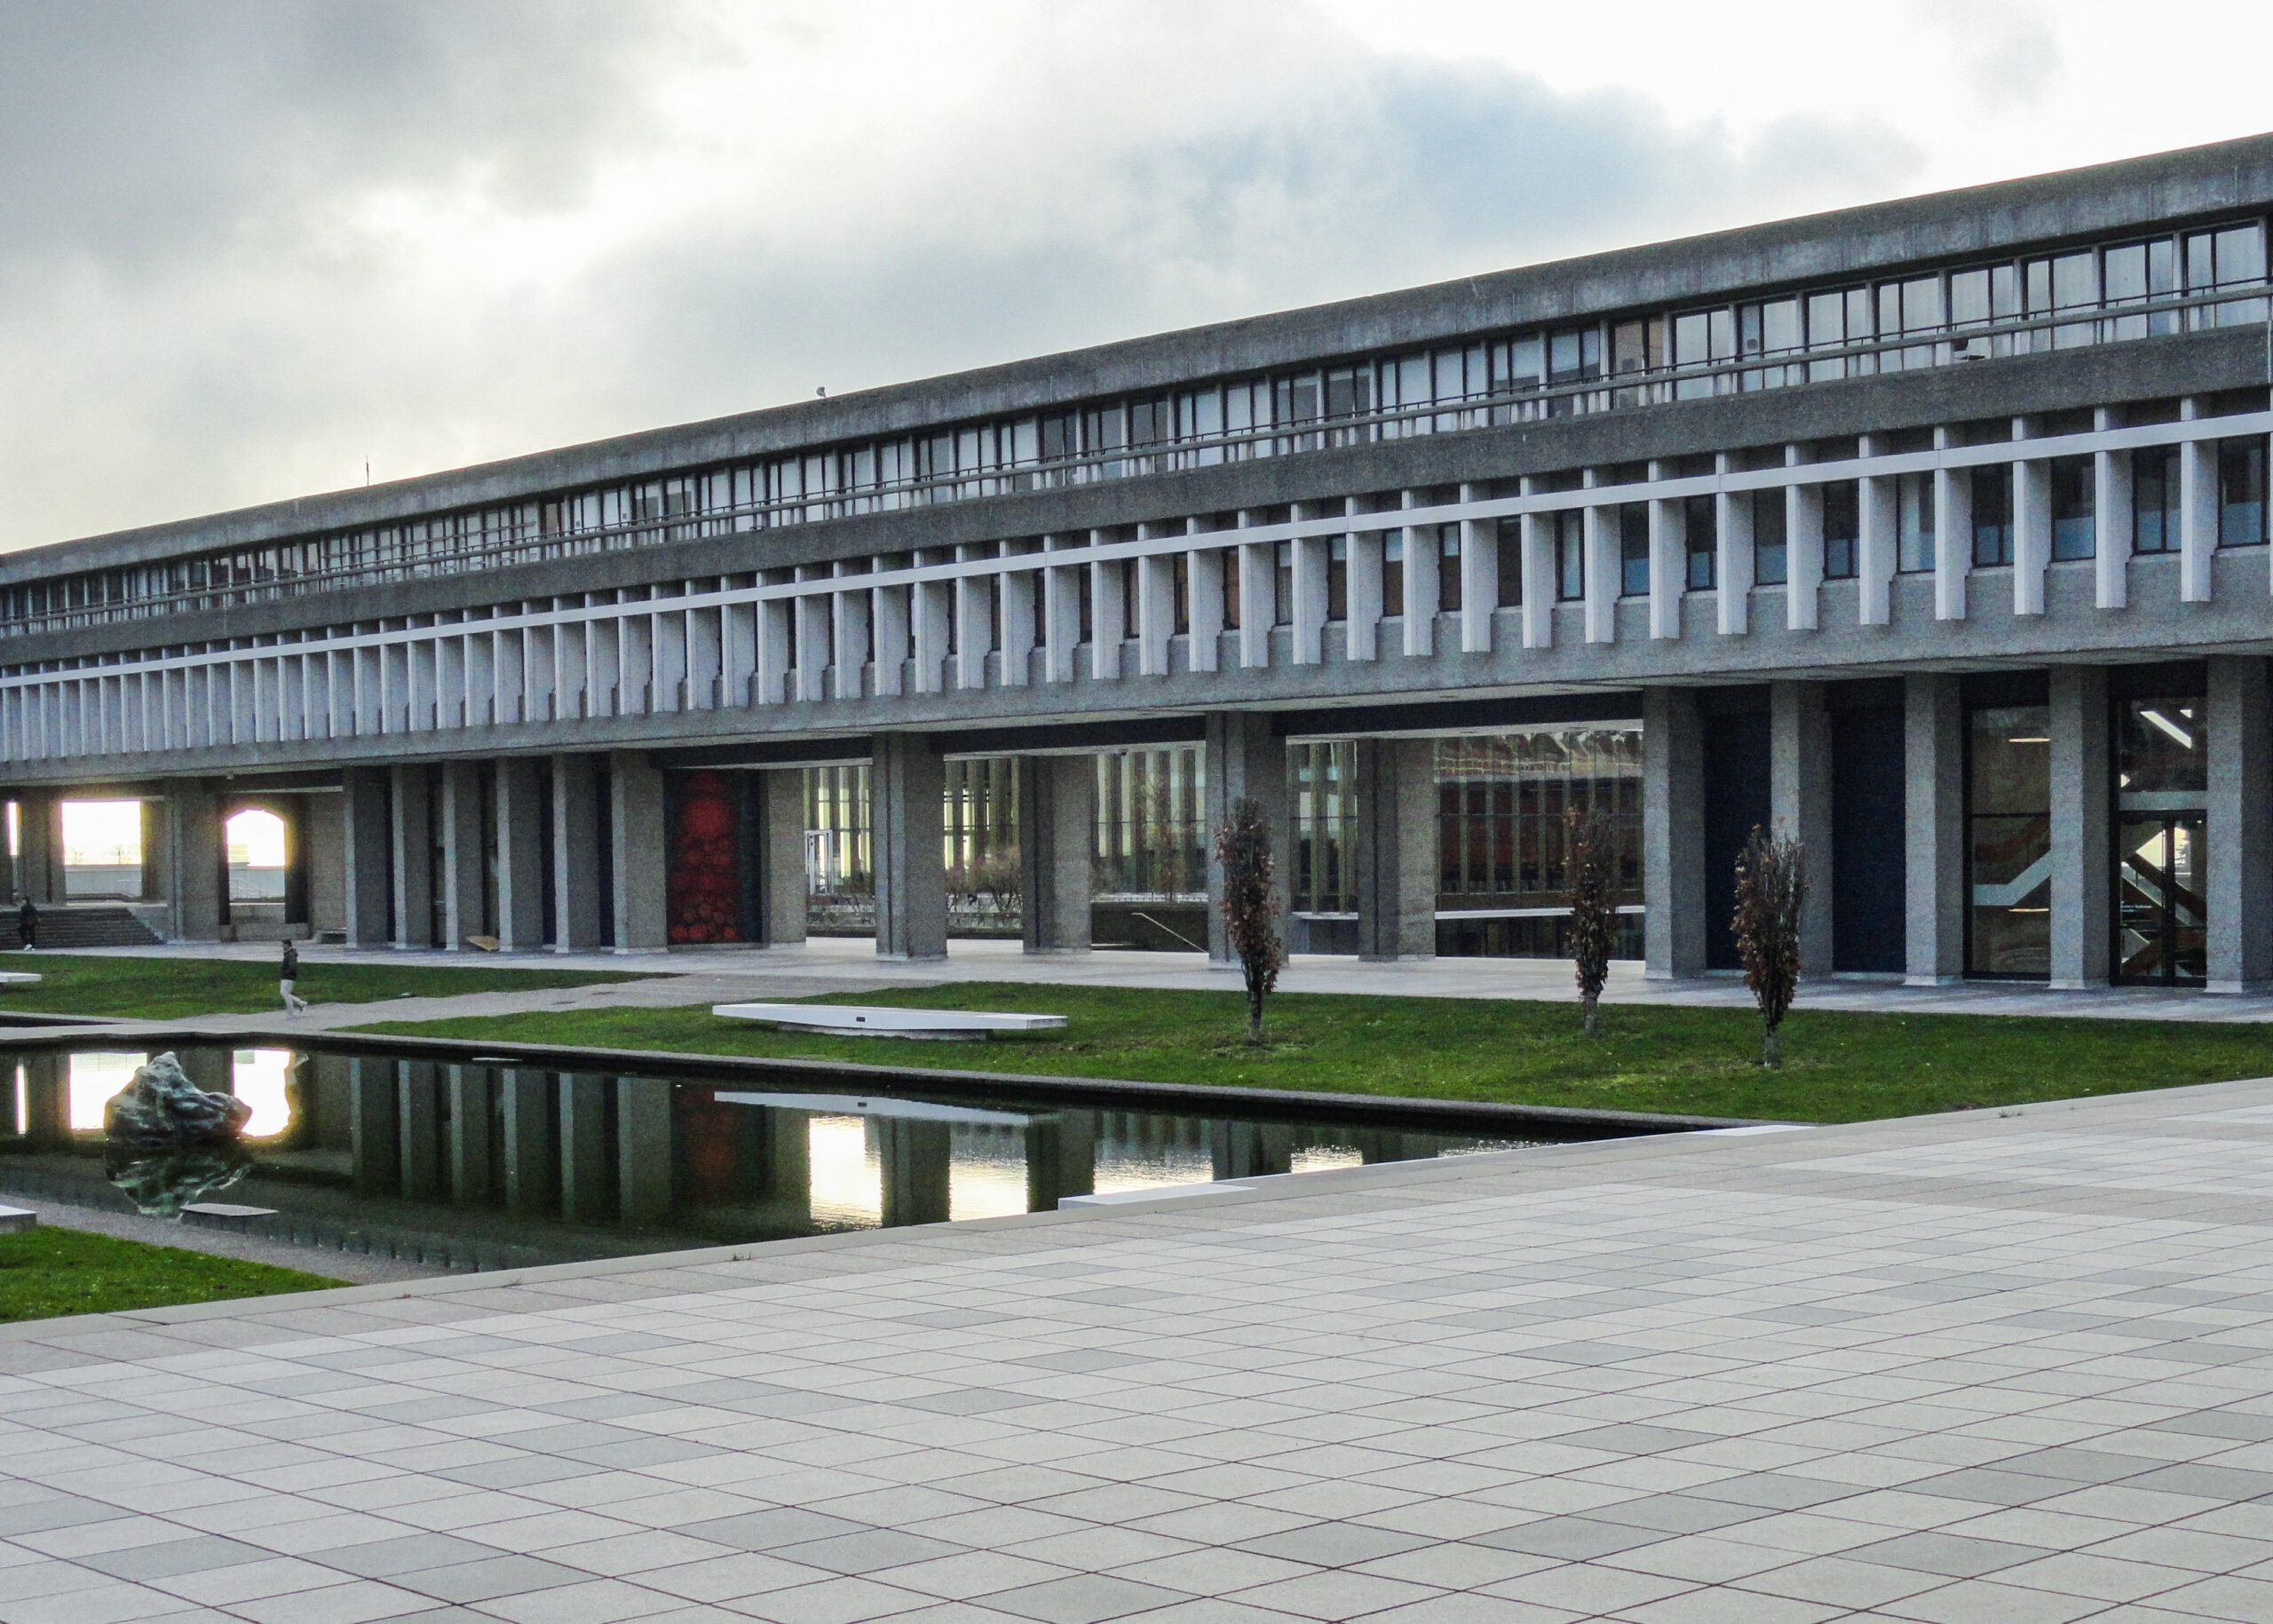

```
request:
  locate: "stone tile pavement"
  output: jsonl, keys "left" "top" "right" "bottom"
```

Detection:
{"left": 7, "top": 1078, "right": 2273, "bottom": 1620}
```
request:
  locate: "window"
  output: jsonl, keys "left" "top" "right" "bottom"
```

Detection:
{"left": 1683, "top": 495, "right": 1717, "bottom": 589}
{"left": 2221, "top": 437, "right": 2269, "bottom": 547}
{"left": 1121, "top": 558, "right": 1139, "bottom": 638}
{"left": 1221, "top": 549, "right": 1240, "bottom": 629}
{"left": 2134, "top": 448, "right": 2180, "bottom": 553}
{"left": 1973, "top": 465, "right": 2014, "bottom": 566}
{"left": 1383, "top": 535, "right": 1404, "bottom": 618}
{"left": 1752, "top": 489, "right": 1787, "bottom": 585}
{"left": 1555, "top": 511, "right": 1584, "bottom": 600}
{"left": 2104, "top": 239, "right": 2179, "bottom": 339}
{"left": 1620, "top": 504, "right": 1650, "bottom": 596}
{"left": 1274, "top": 542, "right": 1294, "bottom": 626}
{"left": 1672, "top": 308, "right": 1735, "bottom": 399}
{"left": 2116, "top": 696, "right": 2207, "bottom": 983}
{"left": 2049, "top": 456, "right": 2095, "bottom": 560}
{"left": 1439, "top": 526, "right": 1463, "bottom": 613}
{"left": 1823, "top": 481, "right": 1859, "bottom": 578}
{"left": 1172, "top": 552, "right": 1190, "bottom": 634}
{"left": 2187, "top": 222, "right": 2269, "bottom": 327}
{"left": 1495, "top": 518, "right": 1522, "bottom": 606}
{"left": 1898, "top": 472, "right": 1935, "bottom": 572}
{"left": 1326, "top": 537, "right": 1348, "bottom": 622}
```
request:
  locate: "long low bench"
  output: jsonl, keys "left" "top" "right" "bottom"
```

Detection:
{"left": 713, "top": 1002, "right": 1066, "bottom": 1042}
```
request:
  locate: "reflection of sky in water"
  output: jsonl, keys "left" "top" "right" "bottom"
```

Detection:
{"left": 67, "top": 1052, "right": 143, "bottom": 1130}
{"left": 807, "top": 1115, "right": 879, "bottom": 1226}
{"left": 1293, "top": 1145, "right": 1364, "bottom": 1174}
{"left": 62, "top": 1050, "right": 296, "bottom": 1137}
{"left": 233, "top": 1050, "right": 294, "bottom": 1138}
{"left": 949, "top": 1123, "right": 1032, "bottom": 1223}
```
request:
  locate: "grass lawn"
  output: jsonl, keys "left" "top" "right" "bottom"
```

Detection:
{"left": 0, "top": 1225, "right": 345, "bottom": 1322}
{"left": 354, "top": 981, "right": 2273, "bottom": 1123}
{"left": 0, "top": 953, "right": 650, "bottom": 1021}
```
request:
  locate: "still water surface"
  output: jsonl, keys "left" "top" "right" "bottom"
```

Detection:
{"left": 0, "top": 1046, "right": 1550, "bottom": 1271}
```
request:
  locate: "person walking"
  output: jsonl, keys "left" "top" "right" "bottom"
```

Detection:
{"left": 16, "top": 896, "right": 35, "bottom": 952}
{"left": 280, "top": 939, "right": 307, "bottom": 1015}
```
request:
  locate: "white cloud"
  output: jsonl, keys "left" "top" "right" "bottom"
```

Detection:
{"left": 0, "top": 0, "right": 2261, "bottom": 553}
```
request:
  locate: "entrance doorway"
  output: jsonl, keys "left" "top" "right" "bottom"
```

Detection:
{"left": 2116, "top": 812, "right": 2206, "bottom": 982}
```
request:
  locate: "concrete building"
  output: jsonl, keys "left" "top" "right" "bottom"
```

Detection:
{"left": 4, "top": 135, "right": 2272, "bottom": 989}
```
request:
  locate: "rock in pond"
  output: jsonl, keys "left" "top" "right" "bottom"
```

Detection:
{"left": 103, "top": 1051, "right": 252, "bottom": 1146}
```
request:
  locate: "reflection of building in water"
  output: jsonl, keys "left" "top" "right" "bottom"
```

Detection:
{"left": 2, "top": 1049, "right": 1523, "bottom": 1264}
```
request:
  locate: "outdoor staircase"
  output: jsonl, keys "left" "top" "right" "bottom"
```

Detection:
{"left": 0, "top": 907, "right": 163, "bottom": 950}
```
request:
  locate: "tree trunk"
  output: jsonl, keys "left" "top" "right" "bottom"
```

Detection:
{"left": 1761, "top": 1024, "right": 1781, "bottom": 1067}
{"left": 1582, "top": 994, "right": 1598, "bottom": 1036}
{"left": 1247, "top": 1010, "right": 1263, "bottom": 1044}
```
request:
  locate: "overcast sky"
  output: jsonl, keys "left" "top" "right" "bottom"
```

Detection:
{"left": 3, "top": 0, "right": 2270, "bottom": 554}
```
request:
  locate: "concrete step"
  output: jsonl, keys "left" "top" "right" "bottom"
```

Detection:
{"left": 0, "top": 907, "right": 164, "bottom": 950}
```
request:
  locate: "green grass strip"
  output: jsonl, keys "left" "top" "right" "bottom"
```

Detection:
{"left": 0, "top": 1225, "right": 345, "bottom": 1323}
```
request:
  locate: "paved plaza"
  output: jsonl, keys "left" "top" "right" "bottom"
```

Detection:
{"left": 6, "top": 1074, "right": 2273, "bottom": 1621}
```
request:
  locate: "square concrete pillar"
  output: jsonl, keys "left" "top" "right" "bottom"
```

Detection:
{"left": 500, "top": 1067, "right": 558, "bottom": 1215}
{"left": 1019, "top": 755, "right": 1094, "bottom": 955}
{"left": 1205, "top": 711, "right": 1290, "bottom": 965}
{"left": 342, "top": 766, "right": 391, "bottom": 947}
{"left": 495, "top": 758, "right": 546, "bottom": 951}
{"left": 1352, "top": 737, "right": 1437, "bottom": 962}
{"left": 550, "top": 755, "right": 602, "bottom": 952}
{"left": 1770, "top": 682, "right": 1834, "bottom": 978}
{"left": 1905, "top": 673, "right": 1967, "bottom": 984}
{"left": 559, "top": 1073, "right": 612, "bottom": 1224}
{"left": 873, "top": 732, "right": 946, "bottom": 962}
{"left": 2207, "top": 655, "right": 2273, "bottom": 993}
{"left": 1643, "top": 687, "right": 1706, "bottom": 978}
{"left": 389, "top": 764, "right": 432, "bottom": 949}
{"left": 617, "top": 1079, "right": 674, "bottom": 1226}
{"left": 446, "top": 1065, "right": 493, "bottom": 1202}
{"left": 13, "top": 792, "right": 62, "bottom": 907}
{"left": 2048, "top": 666, "right": 2111, "bottom": 990}
{"left": 439, "top": 761, "right": 486, "bottom": 948}
{"left": 135, "top": 798, "right": 161, "bottom": 903}
{"left": 756, "top": 769, "right": 808, "bottom": 947}
{"left": 166, "top": 780, "right": 226, "bottom": 944}
{"left": 1025, "top": 1109, "right": 1097, "bottom": 1210}
{"left": 609, "top": 751, "right": 668, "bottom": 952}
{"left": 879, "top": 1117, "right": 951, "bottom": 1225}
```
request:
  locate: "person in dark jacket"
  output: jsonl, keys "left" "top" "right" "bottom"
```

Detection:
{"left": 16, "top": 896, "right": 34, "bottom": 951}
{"left": 280, "top": 939, "right": 306, "bottom": 1014}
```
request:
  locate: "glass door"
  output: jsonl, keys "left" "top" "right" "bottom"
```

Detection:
{"left": 2114, "top": 694, "right": 2207, "bottom": 986}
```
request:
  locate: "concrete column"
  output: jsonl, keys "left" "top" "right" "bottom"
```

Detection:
{"left": 2094, "top": 407, "right": 2131, "bottom": 611}
{"left": 342, "top": 766, "right": 391, "bottom": 947}
{"left": 1211, "top": 1121, "right": 1292, "bottom": 1180}
{"left": 388, "top": 765, "right": 432, "bottom": 949}
{"left": 1205, "top": 711, "right": 1289, "bottom": 966}
{"left": 1352, "top": 737, "right": 1437, "bottom": 963}
{"left": 134, "top": 798, "right": 160, "bottom": 904}
{"left": 13, "top": 792, "right": 62, "bottom": 907}
{"left": 446, "top": 1065, "right": 493, "bottom": 1203}
{"left": 872, "top": 732, "right": 946, "bottom": 962}
{"left": 756, "top": 769, "right": 807, "bottom": 947}
{"left": 550, "top": 755, "right": 602, "bottom": 951}
{"left": 495, "top": 758, "right": 546, "bottom": 951}
{"left": 501, "top": 1067, "right": 559, "bottom": 1216}
{"left": 1933, "top": 430, "right": 1971, "bottom": 621}
{"left": 1643, "top": 687, "right": 1706, "bottom": 978}
{"left": 1024, "top": 1109, "right": 1097, "bottom": 1211}
{"left": 166, "top": 780, "right": 226, "bottom": 944}
{"left": 2206, "top": 655, "right": 2273, "bottom": 993}
{"left": 559, "top": 1073, "right": 611, "bottom": 1224}
{"left": 766, "top": 1109, "right": 812, "bottom": 1231}
{"left": 878, "top": 1117, "right": 951, "bottom": 1226}
{"left": 349, "top": 1057, "right": 401, "bottom": 1196}
{"left": 2048, "top": 666, "right": 2111, "bottom": 989}
{"left": 1905, "top": 673, "right": 1967, "bottom": 984}
{"left": 1018, "top": 755, "right": 1093, "bottom": 955}
{"left": 439, "top": 761, "right": 486, "bottom": 948}
{"left": 609, "top": 751, "right": 667, "bottom": 952}
{"left": 617, "top": 1079, "right": 674, "bottom": 1226}
{"left": 1770, "top": 683, "right": 1834, "bottom": 978}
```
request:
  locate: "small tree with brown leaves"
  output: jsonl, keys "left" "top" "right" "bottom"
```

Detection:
{"left": 1732, "top": 825, "right": 1808, "bottom": 1066}
{"left": 1214, "top": 796, "right": 1286, "bottom": 1044}
{"left": 1564, "top": 810, "right": 1619, "bottom": 1035}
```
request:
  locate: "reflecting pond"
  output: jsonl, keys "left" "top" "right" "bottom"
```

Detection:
{"left": 0, "top": 1045, "right": 1559, "bottom": 1271}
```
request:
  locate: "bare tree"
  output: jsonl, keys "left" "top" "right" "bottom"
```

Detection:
{"left": 1564, "top": 810, "right": 1619, "bottom": 1035}
{"left": 1214, "top": 796, "right": 1286, "bottom": 1043}
{"left": 1732, "top": 825, "right": 1808, "bottom": 1066}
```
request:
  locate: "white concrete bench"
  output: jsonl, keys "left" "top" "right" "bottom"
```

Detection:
{"left": 712, "top": 1002, "right": 1066, "bottom": 1042}
{"left": 0, "top": 971, "right": 42, "bottom": 985}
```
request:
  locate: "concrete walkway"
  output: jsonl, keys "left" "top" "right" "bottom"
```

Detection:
{"left": 7, "top": 1081, "right": 2273, "bottom": 1620}
{"left": 36, "top": 937, "right": 2273, "bottom": 1036}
